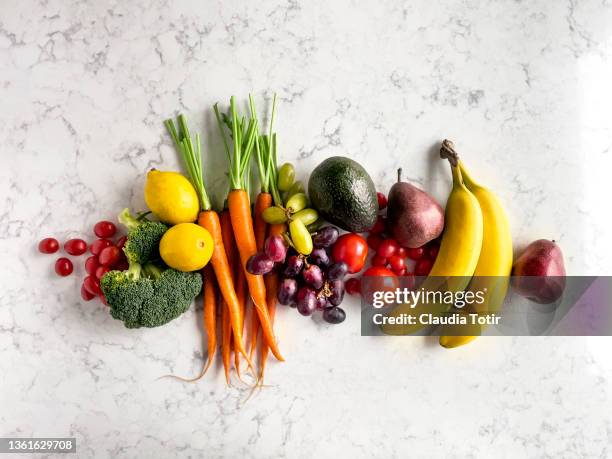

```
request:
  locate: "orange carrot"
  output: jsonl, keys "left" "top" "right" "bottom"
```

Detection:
{"left": 201, "top": 265, "right": 217, "bottom": 375}
{"left": 249, "top": 192, "right": 272, "bottom": 358}
{"left": 258, "top": 222, "right": 286, "bottom": 384}
{"left": 228, "top": 189, "right": 283, "bottom": 361}
{"left": 221, "top": 299, "right": 232, "bottom": 385}
{"left": 198, "top": 210, "right": 251, "bottom": 367}
{"left": 233, "top": 257, "right": 248, "bottom": 379}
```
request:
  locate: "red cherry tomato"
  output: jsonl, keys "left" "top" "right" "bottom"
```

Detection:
{"left": 406, "top": 247, "right": 425, "bottom": 260}
{"left": 95, "top": 265, "right": 110, "bottom": 280}
{"left": 377, "top": 192, "right": 388, "bottom": 210}
{"left": 396, "top": 247, "right": 407, "bottom": 258}
{"left": 345, "top": 277, "right": 361, "bottom": 296}
{"left": 90, "top": 238, "right": 112, "bottom": 256}
{"left": 361, "top": 266, "right": 399, "bottom": 305}
{"left": 85, "top": 256, "right": 99, "bottom": 275}
{"left": 377, "top": 239, "right": 399, "bottom": 258}
{"left": 415, "top": 258, "right": 433, "bottom": 276}
{"left": 38, "top": 237, "right": 59, "bottom": 254}
{"left": 81, "top": 283, "right": 95, "bottom": 301}
{"left": 64, "top": 238, "right": 88, "bottom": 256}
{"left": 55, "top": 258, "right": 73, "bottom": 276}
{"left": 94, "top": 221, "right": 117, "bottom": 238}
{"left": 372, "top": 255, "right": 387, "bottom": 267}
{"left": 389, "top": 255, "right": 406, "bottom": 272}
{"left": 393, "top": 267, "right": 407, "bottom": 276}
{"left": 332, "top": 233, "right": 368, "bottom": 274}
{"left": 366, "top": 234, "right": 383, "bottom": 250}
{"left": 83, "top": 276, "right": 102, "bottom": 296}
{"left": 369, "top": 216, "right": 386, "bottom": 234}
{"left": 98, "top": 246, "right": 120, "bottom": 267}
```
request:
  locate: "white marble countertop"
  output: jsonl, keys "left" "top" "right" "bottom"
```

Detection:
{"left": 2, "top": 1, "right": 612, "bottom": 457}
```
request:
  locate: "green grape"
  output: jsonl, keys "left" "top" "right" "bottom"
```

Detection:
{"left": 292, "top": 208, "right": 318, "bottom": 226}
{"left": 289, "top": 219, "right": 313, "bottom": 255}
{"left": 286, "top": 181, "right": 305, "bottom": 199}
{"left": 262, "top": 206, "right": 287, "bottom": 224}
{"left": 285, "top": 193, "right": 308, "bottom": 213}
{"left": 277, "top": 163, "right": 296, "bottom": 191}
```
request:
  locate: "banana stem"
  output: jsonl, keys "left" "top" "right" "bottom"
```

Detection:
{"left": 440, "top": 139, "right": 459, "bottom": 166}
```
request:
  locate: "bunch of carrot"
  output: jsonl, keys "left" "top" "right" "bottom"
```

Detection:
{"left": 165, "top": 94, "right": 284, "bottom": 388}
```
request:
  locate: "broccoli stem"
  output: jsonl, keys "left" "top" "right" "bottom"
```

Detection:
{"left": 126, "top": 262, "right": 142, "bottom": 280}
{"left": 118, "top": 208, "right": 141, "bottom": 231}
{"left": 142, "top": 263, "right": 163, "bottom": 280}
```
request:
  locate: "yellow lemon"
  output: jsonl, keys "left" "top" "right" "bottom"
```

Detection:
{"left": 144, "top": 170, "right": 199, "bottom": 224}
{"left": 159, "top": 223, "right": 213, "bottom": 272}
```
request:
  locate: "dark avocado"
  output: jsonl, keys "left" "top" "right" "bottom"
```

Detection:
{"left": 308, "top": 156, "right": 378, "bottom": 232}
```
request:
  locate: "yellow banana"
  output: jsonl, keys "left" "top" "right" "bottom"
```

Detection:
{"left": 381, "top": 141, "right": 483, "bottom": 335}
{"left": 439, "top": 159, "right": 513, "bottom": 348}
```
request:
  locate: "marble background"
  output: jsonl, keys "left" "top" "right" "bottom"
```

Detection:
{"left": 2, "top": 0, "right": 612, "bottom": 457}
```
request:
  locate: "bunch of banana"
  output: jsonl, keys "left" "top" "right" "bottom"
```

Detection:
{"left": 381, "top": 141, "right": 484, "bottom": 336}
{"left": 438, "top": 140, "right": 513, "bottom": 348}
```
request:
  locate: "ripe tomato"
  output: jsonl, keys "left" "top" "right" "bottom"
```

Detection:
{"left": 331, "top": 233, "right": 368, "bottom": 274}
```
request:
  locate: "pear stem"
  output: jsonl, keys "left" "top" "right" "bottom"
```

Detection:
{"left": 397, "top": 168, "right": 402, "bottom": 183}
{"left": 439, "top": 139, "right": 459, "bottom": 167}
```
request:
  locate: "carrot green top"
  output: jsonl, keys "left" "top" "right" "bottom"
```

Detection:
{"left": 164, "top": 115, "right": 212, "bottom": 212}
{"left": 249, "top": 94, "right": 282, "bottom": 206}
{"left": 214, "top": 96, "right": 257, "bottom": 192}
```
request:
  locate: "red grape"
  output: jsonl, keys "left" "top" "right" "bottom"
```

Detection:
{"left": 114, "top": 259, "right": 129, "bottom": 271}
{"left": 95, "top": 265, "right": 110, "bottom": 280}
{"left": 55, "top": 258, "right": 73, "bottom": 276}
{"left": 64, "top": 238, "right": 87, "bottom": 256}
{"left": 377, "top": 239, "right": 399, "bottom": 258}
{"left": 312, "top": 226, "right": 339, "bottom": 248}
{"left": 81, "top": 283, "right": 95, "bottom": 301}
{"left": 323, "top": 306, "right": 346, "bottom": 324}
{"left": 264, "top": 235, "right": 287, "bottom": 262}
{"left": 90, "top": 238, "right": 112, "bottom": 256}
{"left": 278, "top": 278, "right": 298, "bottom": 305}
{"left": 327, "top": 262, "right": 348, "bottom": 281}
{"left": 302, "top": 264, "right": 324, "bottom": 290}
{"left": 246, "top": 253, "right": 274, "bottom": 275}
{"left": 38, "top": 237, "right": 59, "bottom": 254}
{"left": 345, "top": 277, "right": 361, "bottom": 295}
{"left": 283, "top": 255, "right": 304, "bottom": 278}
{"left": 393, "top": 267, "right": 407, "bottom": 276}
{"left": 296, "top": 287, "right": 316, "bottom": 316}
{"left": 415, "top": 258, "right": 433, "bottom": 276}
{"left": 115, "top": 235, "right": 128, "bottom": 250}
{"left": 98, "top": 246, "right": 121, "bottom": 267}
{"left": 94, "top": 221, "right": 117, "bottom": 238}
{"left": 377, "top": 192, "right": 388, "bottom": 210}
{"left": 83, "top": 275, "right": 102, "bottom": 296}
{"left": 396, "top": 247, "right": 407, "bottom": 258}
{"left": 327, "top": 279, "right": 345, "bottom": 306}
{"left": 407, "top": 247, "right": 425, "bottom": 260}
{"left": 309, "top": 248, "right": 330, "bottom": 267}
{"left": 85, "top": 256, "right": 99, "bottom": 275}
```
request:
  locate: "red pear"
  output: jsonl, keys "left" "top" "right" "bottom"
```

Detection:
{"left": 386, "top": 169, "right": 444, "bottom": 248}
{"left": 511, "top": 239, "right": 566, "bottom": 304}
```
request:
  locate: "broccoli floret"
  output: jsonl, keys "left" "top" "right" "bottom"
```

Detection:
{"left": 118, "top": 208, "right": 168, "bottom": 265}
{"left": 100, "top": 261, "right": 202, "bottom": 329}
